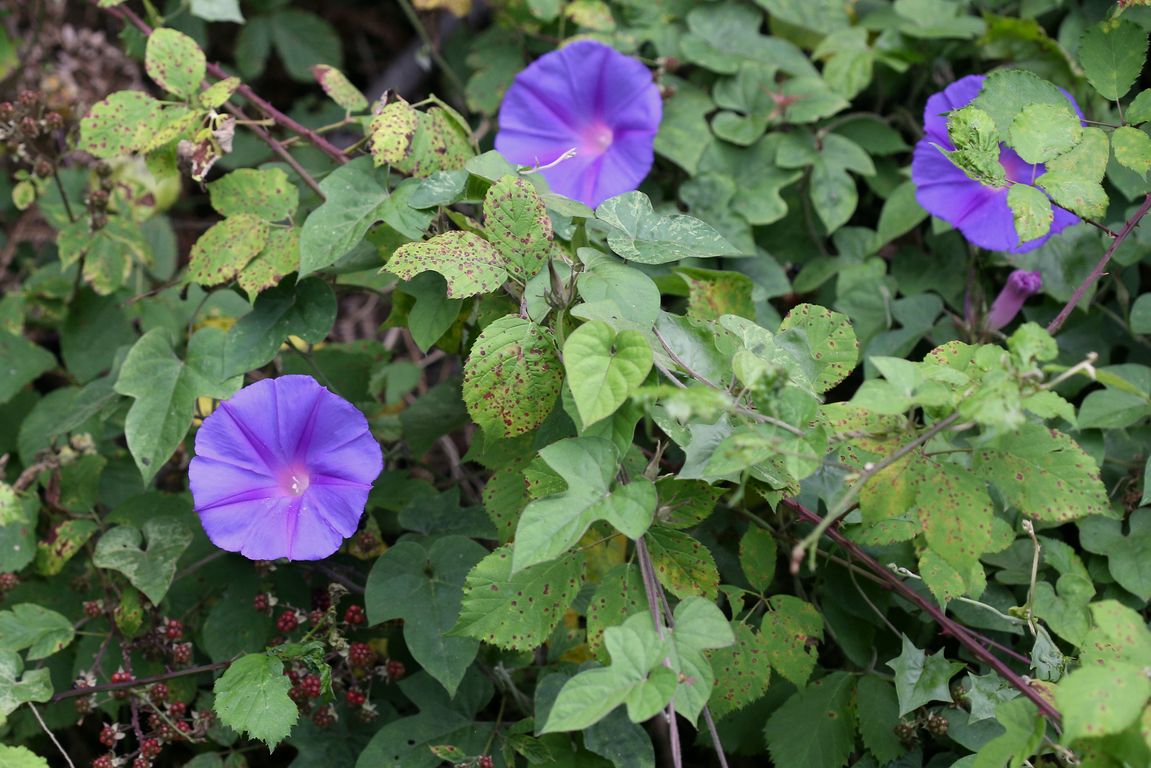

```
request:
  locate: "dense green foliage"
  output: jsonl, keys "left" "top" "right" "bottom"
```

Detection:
{"left": 5, "top": 0, "right": 1151, "bottom": 766}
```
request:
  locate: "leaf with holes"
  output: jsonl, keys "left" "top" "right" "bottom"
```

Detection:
{"left": 483, "top": 175, "right": 554, "bottom": 282}
{"left": 451, "top": 545, "right": 583, "bottom": 650}
{"left": 564, "top": 321, "right": 652, "bottom": 428}
{"left": 312, "top": 65, "right": 368, "bottom": 112}
{"left": 596, "top": 191, "right": 740, "bottom": 264}
{"left": 188, "top": 214, "right": 269, "bottom": 287}
{"left": 0, "top": 604, "right": 74, "bottom": 660}
{"left": 208, "top": 168, "right": 299, "bottom": 221}
{"left": 462, "top": 315, "right": 562, "bottom": 439}
{"left": 213, "top": 652, "right": 298, "bottom": 747}
{"left": 706, "top": 622, "right": 772, "bottom": 720}
{"left": 644, "top": 525, "right": 719, "bottom": 600}
{"left": 387, "top": 232, "right": 508, "bottom": 299}
{"left": 145, "top": 28, "right": 206, "bottom": 98}
{"left": 760, "top": 595, "right": 823, "bottom": 687}
{"left": 777, "top": 303, "right": 859, "bottom": 393}
{"left": 93, "top": 518, "right": 193, "bottom": 605}
{"left": 512, "top": 437, "right": 655, "bottom": 572}
{"left": 973, "top": 424, "right": 1110, "bottom": 522}
{"left": 365, "top": 536, "right": 486, "bottom": 695}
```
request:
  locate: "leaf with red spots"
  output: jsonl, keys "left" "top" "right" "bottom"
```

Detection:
{"left": 1056, "top": 664, "right": 1150, "bottom": 744}
{"left": 706, "top": 622, "right": 772, "bottom": 720}
{"left": 462, "top": 315, "right": 561, "bottom": 439}
{"left": 676, "top": 267, "right": 756, "bottom": 321}
{"left": 208, "top": 168, "right": 299, "bottom": 221}
{"left": 187, "top": 214, "right": 269, "bottom": 287}
{"left": 972, "top": 423, "right": 1112, "bottom": 523}
{"left": 387, "top": 231, "right": 508, "bottom": 299}
{"left": 482, "top": 175, "right": 555, "bottom": 282}
{"left": 763, "top": 672, "right": 856, "bottom": 768}
{"left": 645, "top": 524, "right": 718, "bottom": 600}
{"left": 370, "top": 100, "right": 473, "bottom": 177}
{"left": 585, "top": 563, "right": 645, "bottom": 662}
{"left": 777, "top": 302, "right": 859, "bottom": 394}
{"left": 237, "top": 227, "right": 301, "bottom": 300}
{"left": 312, "top": 65, "right": 368, "bottom": 112}
{"left": 78, "top": 91, "right": 164, "bottom": 159}
{"left": 761, "top": 595, "right": 823, "bottom": 688}
{"left": 145, "top": 28, "right": 206, "bottom": 99}
{"left": 451, "top": 544, "right": 583, "bottom": 651}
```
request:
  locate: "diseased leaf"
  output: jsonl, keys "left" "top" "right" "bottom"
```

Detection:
{"left": 1007, "top": 184, "right": 1053, "bottom": 244}
{"left": 645, "top": 525, "right": 719, "bottom": 600}
{"left": 145, "top": 28, "right": 206, "bottom": 98}
{"left": 483, "top": 175, "right": 554, "bottom": 282}
{"left": 208, "top": 168, "right": 299, "bottom": 221}
{"left": 187, "top": 215, "right": 269, "bottom": 287}
{"left": 78, "top": 91, "right": 163, "bottom": 159}
{"left": 386, "top": 232, "right": 508, "bottom": 299}
{"left": 761, "top": 595, "right": 823, "bottom": 687}
{"left": 706, "top": 622, "right": 772, "bottom": 720}
{"left": 596, "top": 192, "right": 741, "bottom": 264}
{"left": 312, "top": 65, "right": 368, "bottom": 112}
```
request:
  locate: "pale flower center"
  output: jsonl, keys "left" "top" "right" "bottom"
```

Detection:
{"left": 280, "top": 465, "right": 311, "bottom": 497}
{"left": 581, "top": 122, "right": 614, "bottom": 156}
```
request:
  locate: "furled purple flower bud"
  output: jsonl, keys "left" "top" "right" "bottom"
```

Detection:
{"left": 985, "top": 269, "right": 1043, "bottom": 331}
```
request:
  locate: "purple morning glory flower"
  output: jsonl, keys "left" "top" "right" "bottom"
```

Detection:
{"left": 189, "top": 375, "right": 383, "bottom": 561}
{"left": 495, "top": 40, "right": 662, "bottom": 208}
{"left": 986, "top": 269, "right": 1043, "bottom": 331}
{"left": 912, "top": 74, "right": 1080, "bottom": 253}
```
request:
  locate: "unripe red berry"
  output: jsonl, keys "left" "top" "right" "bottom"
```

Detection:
{"left": 343, "top": 604, "right": 365, "bottom": 625}
{"left": 83, "top": 600, "right": 102, "bottom": 618}
{"left": 140, "top": 737, "right": 162, "bottom": 758}
{"left": 110, "top": 670, "right": 132, "bottom": 699}
{"left": 92, "top": 755, "right": 115, "bottom": 768}
{"left": 149, "top": 683, "right": 169, "bottom": 704}
{"left": 253, "top": 592, "right": 270, "bottom": 612}
{"left": 276, "top": 611, "right": 299, "bottom": 633}
{"left": 170, "top": 642, "right": 192, "bottom": 665}
{"left": 18, "top": 90, "right": 38, "bottom": 108}
{"left": 348, "top": 642, "right": 375, "bottom": 668}
{"left": 311, "top": 705, "right": 335, "bottom": 728}
{"left": 345, "top": 689, "right": 366, "bottom": 706}
{"left": 0, "top": 572, "right": 19, "bottom": 590}
{"left": 163, "top": 618, "right": 183, "bottom": 640}
{"left": 169, "top": 701, "right": 187, "bottom": 719}
{"left": 99, "top": 723, "right": 118, "bottom": 747}
{"left": 478, "top": 757, "right": 494, "bottom": 768}
{"left": 308, "top": 609, "right": 324, "bottom": 626}
{"left": 385, "top": 659, "right": 405, "bottom": 681}
{"left": 45, "top": 111, "right": 64, "bottom": 130}
{"left": 301, "top": 674, "right": 322, "bottom": 698}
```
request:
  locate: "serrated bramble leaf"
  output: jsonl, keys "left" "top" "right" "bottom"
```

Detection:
{"left": 115, "top": 328, "right": 241, "bottom": 482}
{"left": 1081, "top": 600, "right": 1151, "bottom": 668}
{"left": 0, "top": 651, "right": 52, "bottom": 728}
{"left": 371, "top": 102, "right": 473, "bottom": 177}
{"left": 188, "top": 214, "right": 269, "bottom": 287}
{"left": 462, "top": 315, "right": 561, "bottom": 439}
{"left": 1056, "top": 664, "right": 1150, "bottom": 744}
{"left": 0, "top": 331, "right": 55, "bottom": 404}
{"left": 0, "top": 604, "right": 74, "bottom": 660}
{"left": 1129, "top": 89, "right": 1151, "bottom": 125}
{"left": 208, "top": 168, "right": 299, "bottom": 221}
{"left": 0, "top": 486, "right": 35, "bottom": 573}
{"left": 145, "top": 28, "right": 206, "bottom": 98}
{"left": 1009, "top": 103, "right": 1082, "bottom": 165}
{"left": 563, "top": 321, "right": 653, "bottom": 428}
{"left": 387, "top": 232, "right": 508, "bottom": 299}
{"left": 918, "top": 548, "right": 967, "bottom": 606}
{"left": 1046, "top": 126, "right": 1109, "bottom": 182}
{"left": 365, "top": 536, "right": 486, "bottom": 695}
{"left": 237, "top": 227, "right": 301, "bottom": 300}
{"left": 34, "top": 520, "right": 98, "bottom": 577}
{"left": 856, "top": 676, "right": 905, "bottom": 764}
{"left": 645, "top": 525, "right": 719, "bottom": 600}
{"left": 596, "top": 191, "right": 740, "bottom": 264}
{"left": 482, "top": 175, "right": 554, "bottom": 282}
{"left": 57, "top": 217, "right": 151, "bottom": 295}
{"left": 369, "top": 100, "right": 418, "bottom": 166}
{"left": 200, "top": 77, "right": 240, "bottom": 109}
{"left": 761, "top": 595, "right": 823, "bottom": 687}
{"left": 739, "top": 524, "right": 777, "bottom": 592}
{"left": 705, "top": 622, "right": 771, "bottom": 720}
{"left": 512, "top": 437, "right": 655, "bottom": 572}
{"left": 586, "top": 564, "right": 646, "bottom": 661}
{"left": 1006, "top": 184, "right": 1053, "bottom": 245}
{"left": 312, "top": 65, "right": 368, "bottom": 112}
{"left": 971, "top": 69, "right": 1070, "bottom": 143}
{"left": 677, "top": 267, "right": 756, "bottom": 321}
{"left": 887, "top": 635, "right": 965, "bottom": 716}
{"left": 92, "top": 518, "right": 193, "bottom": 605}
{"left": 763, "top": 672, "right": 856, "bottom": 768}
{"left": 973, "top": 424, "right": 1110, "bottom": 522}
{"left": 777, "top": 303, "right": 859, "bottom": 393}
{"left": 917, "top": 458, "right": 995, "bottom": 574}
{"left": 0, "top": 744, "right": 49, "bottom": 768}
{"left": 1112, "top": 126, "right": 1151, "bottom": 177}
{"left": 1079, "top": 18, "right": 1147, "bottom": 101}
{"left": 451, "top": 545, "right": 583, "bottom": 650}
{"left": 1036, "top": 171, "right": 1107, "bottom": 221}
{"left": 213, "top": 653, "right": 298, "bottom": 746}
{"left": 78, "top": 91, "right": 163, "bottom": 159}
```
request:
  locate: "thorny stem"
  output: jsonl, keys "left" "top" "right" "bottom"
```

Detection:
{"left": 48, "top": 661, "right": 232, "bottom": 703}
{"left": 96, "top": 2, "right": 350, "bottom": 166}
{"left": 1047, "top": 192, "right": 1151, "bottom": 335}
{"left": 780, "top": 499, "right": 1063, "bottom": 724}
{"left": 223, "top": 102, "right": 327, "bottom": 199}
{"left": 790, "top": 413, "right": 963, "bottom": 573}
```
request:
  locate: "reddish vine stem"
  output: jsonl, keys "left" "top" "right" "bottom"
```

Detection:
{"left": 1047, "top": 192, "right": 1151, "bottom": 335}
{"left": 48, "top": 661, "right": 231, "bottom": 703}
{"left": 95, "top": 2, "right": 349, "bottom": 166}
{"left": 779, "top": 498, "right": 1063, "bottom": 724}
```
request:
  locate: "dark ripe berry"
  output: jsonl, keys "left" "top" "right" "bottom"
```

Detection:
{"left": 385, "top": 659, "right": 405, "bottom": 681}
{"left": 894, "top": 719, "right": 918, "bottom": 743}
{"left": 345, "top": 689, "right": 366, "bottom": 707}
{"left": 253, "top": 593, "right": 270, "bottom": 612}
{"left": 140, "top": 737, "right": 162, "bottom": 758}
{"left": 74, "top": 696, "right": 94, "bottom": 716}
{"left": 33, "top": 157, "right": 53, "bottom": 178}
{"left": 149, "top": 683, "right": 169, "bottom": 703}
{"left": 110, "top": 670, "right": 132, "bottom": 699}
{"left": 311, "top": 587, "right": 331, "bottom": 611}
{"left": 287, "top": 669, "right": 301, "bottom": 686}
{"left": 83, "top": 600, "right": 103, "bottom": 618}
{"left": 311, "top": 705, "right": 335, "bottom": 728}
{"left": 92, "top": 755, "right": 115, "bottom": 768}
{"left": 0, "top": 572, "right": 19, "bottom": 590}
{"left": 169, "top": 701, "right": 188, "bottom": 719}
{"left": 348, "top": 642, "right": 375, "bottom": 668}
{"left": 344, "top": 604, "right": 365, "bottom": 625}
{"left": 98, "top": 723, "right": 118, "bottom": 747}
{"left": 478, "top": 757, "right": 494, "bottom": 768}
{"left": 276, "top": 611, "right": 299, "bottom": 633}
{"left": 301, "top": 674, "right": 323, "bottom": 698}
{"left": 289, "top": 685, "right": 307, "bottom": 703}
{"left": 171, "top": 642, "right": 192, "bottom": 665}
{"left": 163, "top": 618, "right": 184, "bottom": 639}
